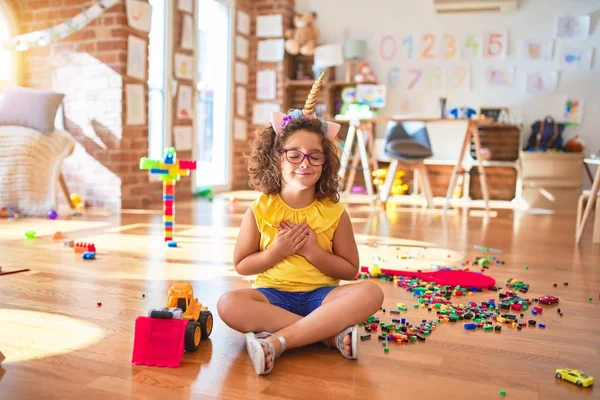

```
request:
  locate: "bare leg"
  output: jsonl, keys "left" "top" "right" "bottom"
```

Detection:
{"left": 217, "top": 289, "right": 301, "bottom": 333}
{"left": 261, "top": 281, "right": 384, "bottom": 364}
{"left": 218, "top": 282, "right": 384, "bottom": 371}
{"left": 218, "top": 289, "right": 302, "bottom": 370}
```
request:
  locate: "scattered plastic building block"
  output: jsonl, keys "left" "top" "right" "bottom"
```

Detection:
{"left": 75, "top": 242, "right": 96, "bottom": 253}
{"left": 140, "top": 148, "right": 197, "bottom": 245}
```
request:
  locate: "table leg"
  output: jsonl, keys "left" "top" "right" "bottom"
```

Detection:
{"left": 380, "top": 159, "right": 398, "bottom": 203}
{"left": 594, "top": 196, "right": 600, "bottom": 243}
{"left": 356, "top": 127, "right": 375, "bottom": 202}
{"left": 471, "top": 124, "right": 490, "bottom": 211}
{"left": 345, "top": 143, "right": 361, "bottom": 194}
{"left": 576, "top": 168, "right": 600, "bottom": 243}
{"left": 417, "top": 162, "right": 434, "bottom": 208}
{"left": 444, "top": 122, "right": 472, "bottom": 210}
{"left": 338, "top": 123, "right": 356, "bottom": 182}
{"left": 413, "top": 167, "right": 420, "bottom": 196}
{"left": 365, "top": 122, "right": 379, "bottom": 172}
{"left": 576, "top": 194, "right": 586, "bottom": 233}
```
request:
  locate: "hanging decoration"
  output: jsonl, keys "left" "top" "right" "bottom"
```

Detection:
{"left": 1, "top": 0, "right": 120, "bottom": 52}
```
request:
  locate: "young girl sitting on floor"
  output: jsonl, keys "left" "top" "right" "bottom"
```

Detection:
{"left": 217, "top": 73, "right": 384, "bottom": 375}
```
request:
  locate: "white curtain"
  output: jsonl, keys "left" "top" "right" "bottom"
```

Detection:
{"left": 0, "top": 0, "right": 19, "bottom": 85}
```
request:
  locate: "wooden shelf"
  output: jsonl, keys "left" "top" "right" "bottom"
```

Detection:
{"left": 285, "top": 80, "right": 317, "bottom": 88}
{"left": 284, "top": 80, "right": 355, "bottom": 89}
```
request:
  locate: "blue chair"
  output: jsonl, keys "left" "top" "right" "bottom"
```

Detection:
{"left": 380, "top": 121, "right": 435, "bottom": 207}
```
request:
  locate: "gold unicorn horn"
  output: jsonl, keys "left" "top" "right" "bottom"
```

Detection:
{"left": 302, "top": 71, "right": 326, "bottom": 115}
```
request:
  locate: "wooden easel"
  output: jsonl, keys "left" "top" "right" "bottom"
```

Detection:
{"left": 444, "top": 119, "right": 490, "bottom": 212}
{"left": 338, "top": 119, "right": 379, "bottom": 202}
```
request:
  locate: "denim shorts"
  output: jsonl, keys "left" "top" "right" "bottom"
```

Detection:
{"left": 255, "top": 286, "right": 338, "bottom": 317}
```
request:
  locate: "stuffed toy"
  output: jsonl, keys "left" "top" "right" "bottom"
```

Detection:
{"left": 564, "top": 135, "right": 584, "bottom": 153}
{"left": 354, "top": 62, "right": 377, "bottom": 83}
{"left": 338, "top": 86, "right": 357, "bottom": 115}
{"left": 285, "top": 12, "right": 319, "bottom": 56}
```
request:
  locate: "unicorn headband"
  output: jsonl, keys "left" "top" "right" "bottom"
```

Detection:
{"left": 271, "top": 71, "right": 341, "bottom": 140}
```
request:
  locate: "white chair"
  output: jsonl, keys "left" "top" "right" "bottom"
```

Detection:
{"left": 576, "top": 190, "right": 600, "bottom": 243}
{"left": 0, "top": 126, "right": 75, "bottom": 216}
{"left": 379, "top": 121, "right": 434, "bottom": 207}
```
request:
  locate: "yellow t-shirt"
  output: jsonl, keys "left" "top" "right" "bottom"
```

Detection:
{"left": 250, "top": 193, "right": 345, "bottom": 292}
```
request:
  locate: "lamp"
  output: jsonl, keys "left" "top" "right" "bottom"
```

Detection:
{"left": 343, "top": 40, "right": 368, "bottom": 81}
{"left": 344, "top": 39, "right": 367, "bottom": 60}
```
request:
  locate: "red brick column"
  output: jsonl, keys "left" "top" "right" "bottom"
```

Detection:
{"left": 169, "top": 0, "right": 195, "bottom": 201}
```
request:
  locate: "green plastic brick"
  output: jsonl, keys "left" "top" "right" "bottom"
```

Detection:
{"left": 139, "top": 157, "right": 161, "bottom": 170}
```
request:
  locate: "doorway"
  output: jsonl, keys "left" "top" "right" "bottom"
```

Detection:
{"left": 195, "top": 0, "right": 234, "bottom": 190}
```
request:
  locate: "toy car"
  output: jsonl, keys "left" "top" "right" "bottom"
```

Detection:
{"left": 132, "top": 283, "right": 214, "bottom": 368}
{"left": 539, "top": 295, "right": 559, "bottom": 305}
{"left": 555, "top": 368, "right": 594, "bottom": 387}
{"left": 165, "top": 283, "right": 214, "bottom": 351}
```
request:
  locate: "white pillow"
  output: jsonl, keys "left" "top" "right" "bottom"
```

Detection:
{"left": 0, "top": 86, "right": 65, "bottom": 133}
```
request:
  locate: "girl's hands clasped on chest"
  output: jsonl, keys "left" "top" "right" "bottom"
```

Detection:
{"left": 270, "top": 222, "right": 309, "bottom": 259}
{"left": 278, "top": 221, "right": 319, "bottom": 259}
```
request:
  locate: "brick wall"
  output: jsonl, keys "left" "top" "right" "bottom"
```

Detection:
{"left": 231, "top": 0, "right": 294, "bottom": 189}
{"left": 6, "top": 0, "right": 152, "bottom": 209}
{"left": 7, "top": 0, "right": 285, "bottom": 202}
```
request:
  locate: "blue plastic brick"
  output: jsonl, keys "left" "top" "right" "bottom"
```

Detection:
{"left": 539, "top": 323, "right": 546, "bottom": 329}
{"left": 167, "top": 241, "right": 177, "bottom": 247}
{"left": 464, "top": 323, "right": 477, "bottom": 330}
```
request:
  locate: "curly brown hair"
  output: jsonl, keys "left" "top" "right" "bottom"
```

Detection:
{"left": 246, "top": 117, "right": 341, "bottom": 203}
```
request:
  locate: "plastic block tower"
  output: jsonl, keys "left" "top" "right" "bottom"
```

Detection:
{"left": 139, "top": 148, "right": 196, "bottom": 245}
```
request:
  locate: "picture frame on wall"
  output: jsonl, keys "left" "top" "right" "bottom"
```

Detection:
{"left": 479, "top": 107, "right": 510, "bottom": 123}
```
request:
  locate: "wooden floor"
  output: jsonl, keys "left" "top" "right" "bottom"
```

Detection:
{"left": 0, "top": 194, "right": 599, "bottom": 400}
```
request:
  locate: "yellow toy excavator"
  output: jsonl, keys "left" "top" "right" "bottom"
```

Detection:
{"left": 132, "top": 283, "right": 213, "bottom": 367}
{"left": 166, "top": 283, "right": 213, "bottom": 352}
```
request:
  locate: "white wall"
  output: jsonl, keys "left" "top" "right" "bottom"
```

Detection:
{"left": 296, "top": 0, "right": 600, "bottom": 160}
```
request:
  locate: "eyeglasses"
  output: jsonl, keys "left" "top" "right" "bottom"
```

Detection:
{"left": 280, "top": 149, "right": 326, "bottom": 166}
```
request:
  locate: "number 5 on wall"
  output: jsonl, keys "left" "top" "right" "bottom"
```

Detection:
{"left": 484, "top": 31, "right": 507, "bottom": 59}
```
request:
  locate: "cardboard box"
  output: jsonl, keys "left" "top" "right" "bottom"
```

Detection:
{"left": 521, "top": 151, "right": 584, "bottom": 182}
{"left": 522, "top": 181, "right": 581, "bottom": 210}
{"left": 520, "top": 152, "right": 583, "bottom": 210}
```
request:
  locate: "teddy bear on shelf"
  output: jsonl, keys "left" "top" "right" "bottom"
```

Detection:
{"left": 285, "top": 11, "right": 319, "bottom": 56}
